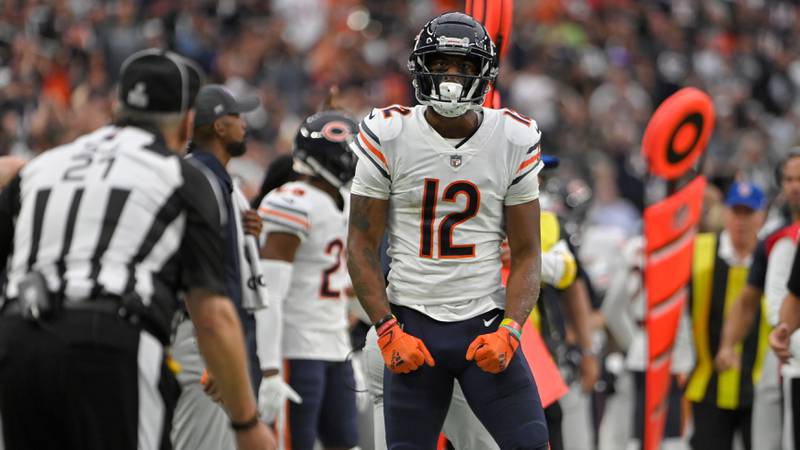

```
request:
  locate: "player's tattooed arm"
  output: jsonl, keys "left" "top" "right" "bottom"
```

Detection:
{"left": 346, "top": 194, "right": 392, "bottom": 323}
{"left": 503, "top": 199, "right": 543, "bottom": 326}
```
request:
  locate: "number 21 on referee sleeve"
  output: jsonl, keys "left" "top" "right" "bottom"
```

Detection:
{"left": 419, "top": 178, "right": 480, "bottom": 259}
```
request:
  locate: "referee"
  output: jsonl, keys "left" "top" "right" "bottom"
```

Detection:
{"left": 0, "top": 49, "right": 275, "bottom": 450}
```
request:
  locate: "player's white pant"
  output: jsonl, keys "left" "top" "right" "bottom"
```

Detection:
{"left": 352, "top": 348, "right": 376, "bottom": 450}
{"left": 753, "top": 349, "right": 782, "bottom": 450}
{"left": 560, "top": 382, "right": 593, "bottom": 450}
{"left": 601, "top": 371, "right": 689, "bottom": 450}
{"left": 598, "top": 370, "right": 633, "bottom": 450}
{"left": 170, "top": 320, "right": 236, "bottom": 450}
{"left": 364, "top": 327, "right": 499, "bottom": 450}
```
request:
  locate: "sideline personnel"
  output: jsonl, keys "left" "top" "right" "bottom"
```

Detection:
{"left": 171, "top": 84, "right": 265, "bottom": 450}
{"left": 0, "top": 50, "right": 275, "bottom": 450}
{"left": 686, "top": 182, "right": 768, "bottom": 450}
{"left": 716, "top": 153, "right": 800, "bottom": 450}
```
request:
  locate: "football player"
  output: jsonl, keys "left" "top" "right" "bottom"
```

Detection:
{"left": 347, "top": 12, "right": 549, "bottom": 450}
{"left": 602, "top": 236, "right": 694, "bottom": 450}
{"left": 362, "top": 157, "right": 577, "bottom": 450}
{"left": 257, "top": 111, "right": 360, "bottom": 450}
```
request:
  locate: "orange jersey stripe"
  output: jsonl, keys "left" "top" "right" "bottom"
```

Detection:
{"left": 259, "top": 207, "right": 310, "bottom": 229}
{"left": 359, "top": 132, "right": 388, "bottom": 167}
{"left": 516, "top": 153, "right": 541, "bottom": 173}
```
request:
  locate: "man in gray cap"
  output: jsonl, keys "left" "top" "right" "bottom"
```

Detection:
{"left": 0, "top": 51, "right": 275, "bottom": 450}
{"left": 172, "top": 84, "right": 269, "bottom": 450}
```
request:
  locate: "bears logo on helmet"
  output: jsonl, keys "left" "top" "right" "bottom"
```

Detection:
{"left": 293, "top": 111, "right": 359, "bottom": 189}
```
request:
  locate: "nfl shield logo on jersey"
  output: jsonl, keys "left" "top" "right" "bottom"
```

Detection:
{"left": 450, "top": 155, "right": 462, "bottom": 168}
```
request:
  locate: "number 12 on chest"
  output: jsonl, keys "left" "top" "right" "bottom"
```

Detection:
{"left": 419, "top": 178, "right": 480, "bottom": 259}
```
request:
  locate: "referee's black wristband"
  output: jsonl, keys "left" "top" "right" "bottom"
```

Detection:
{"left": 230, "top": 410, "right": 260, "bottom": 432}
{"left": 374, "top": 313, "right": 395, "bottom": 330}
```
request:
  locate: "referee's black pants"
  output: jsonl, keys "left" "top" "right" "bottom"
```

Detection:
{"left": 0, "top": 310, "right": 179, "bottom": 450}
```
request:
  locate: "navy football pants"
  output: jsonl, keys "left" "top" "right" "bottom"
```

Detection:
{"left": 384, "top": 306, "right": 549, "bottom": 450}
{"left": 285, "top": 359, "right": 359, "bottom": 450}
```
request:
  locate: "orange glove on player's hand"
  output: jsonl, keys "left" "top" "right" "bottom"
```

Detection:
{"left": 466, "top": 327, "right": 520, "bottom": 374}
{"left": 377, "top": 317, "right": 435, "bottom": 374}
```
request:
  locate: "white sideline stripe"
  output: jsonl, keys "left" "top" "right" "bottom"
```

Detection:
{"left": 647, "top": 229, "right": 696, "bottom": 264}
{"left": 138, "top": 331, "right": 164, "bottom": 450}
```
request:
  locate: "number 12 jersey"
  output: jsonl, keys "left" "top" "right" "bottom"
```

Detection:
{"left": 350, "top": 105, "right": 544, "bottom": 321}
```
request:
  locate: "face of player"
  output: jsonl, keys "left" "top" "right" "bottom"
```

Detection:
{"left": 216, "top": 114, "right": 248, "bottom": 157}
{"left": 782, "top": 156, "right": 800, "bottom": 216}
{"left": 425, "top": 54, "right": 481, "bottom": 119}
{"left": 724, "top": 205, "right": 763, "bottom": 248}
{"left": 428, "top": 54, "right": 480, "bottom": 81}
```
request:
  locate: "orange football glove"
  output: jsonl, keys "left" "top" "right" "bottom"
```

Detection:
{"left": 377, "top": 318, "right": 435, "bottom": 374}
{"left": 466, "top": 327, "right": 520, "bottom": 374}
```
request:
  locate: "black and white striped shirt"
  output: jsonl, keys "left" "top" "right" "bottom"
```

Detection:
{"left": 0, "top": 124, "right": 227, "bottom": 342}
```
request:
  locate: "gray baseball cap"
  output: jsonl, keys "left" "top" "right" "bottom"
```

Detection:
{"left": 193, "top": 85, "right": 260, "bottom": 127}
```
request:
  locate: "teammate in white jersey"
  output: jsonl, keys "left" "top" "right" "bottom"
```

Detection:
{"left": 257, "top": 111, "right": 359, "bottom": 450}
{"left": 347, "top": 12, "right": 548, "bottom": 450}
{"left": 764, "top": 223, "right": 800, "bottom": 449}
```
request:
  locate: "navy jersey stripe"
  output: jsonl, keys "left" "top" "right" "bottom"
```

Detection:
{"left": 353, "top": 138, "right": 391, "bottom": 180}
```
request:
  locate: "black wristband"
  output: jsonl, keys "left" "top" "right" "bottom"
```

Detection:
{"left": 230, "top": 410, "right": 260, "bottom": 432}
{"left": 374, "top": 313, "right": 395, "bottom": 329}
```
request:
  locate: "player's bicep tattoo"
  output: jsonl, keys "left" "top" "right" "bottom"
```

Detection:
{"left": 349, "top": 194, "right": 372, "bottom": 231}
{"left": 348, "top": 194, "right": 387, "bottom": 236}
{"left": 347, "top": 194, "right": 390, "bottom": 320}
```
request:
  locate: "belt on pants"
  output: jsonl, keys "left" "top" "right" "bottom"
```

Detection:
{"left": 0, "top": 296, "right": 135, "bottom": 321}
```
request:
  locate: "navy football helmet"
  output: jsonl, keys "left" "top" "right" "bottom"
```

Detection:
{"left": 408, "top": 12, "right": 499, "bottom": 117}
{"left": 293, "top": 111, "right": 358, "bottom": 189}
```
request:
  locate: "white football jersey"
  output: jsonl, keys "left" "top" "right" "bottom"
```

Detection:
{"left": 258, "top": 181, "right": 350, "bottom": 360}
{"left": 602, "top": 237, "right": 695, "bottom": 374}
{"left": 764, "top": 235, "right": 800, "bottom": 367}
{"left": 350, "top": 105, "right": 544, "bottom": 321}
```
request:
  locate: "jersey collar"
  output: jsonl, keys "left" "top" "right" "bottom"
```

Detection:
{"left": 416, "top": 106, "right": 497, "bottom": 171}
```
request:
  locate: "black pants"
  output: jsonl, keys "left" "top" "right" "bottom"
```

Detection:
{"left": 0, "top": 311, "right": 179, "bottom": 450}
{"left": 544, "top": 401, "right": 564, "bottom": 450}
{"left": 383, "top": 306, "right": 549, "bottom": 450}
{"left": 787, "top": 376, "right": 800, "bottom": 450}
{"left": 689, "top": 401, "right": 751, "bottom": 450}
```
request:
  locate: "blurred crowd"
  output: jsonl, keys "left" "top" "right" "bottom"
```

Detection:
{"left": 3, "top": 0, "right": 799, "bottom": 214}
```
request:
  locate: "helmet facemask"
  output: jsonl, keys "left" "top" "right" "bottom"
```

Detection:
{"left": 292, "top": 153, "right": 352, "bottom": 189}
{"left": 410, "top": 53, "right": 493, "bottom": 117}
{"left": 408, "top": 14, "right": 499, "bottom": 118}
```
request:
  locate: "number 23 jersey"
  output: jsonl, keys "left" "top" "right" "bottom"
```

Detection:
{"left": 259, "top": 181, "right": 350, "bottom": 360}
{"left": 351, "top": 105, "right": 544, "bottom": 318}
